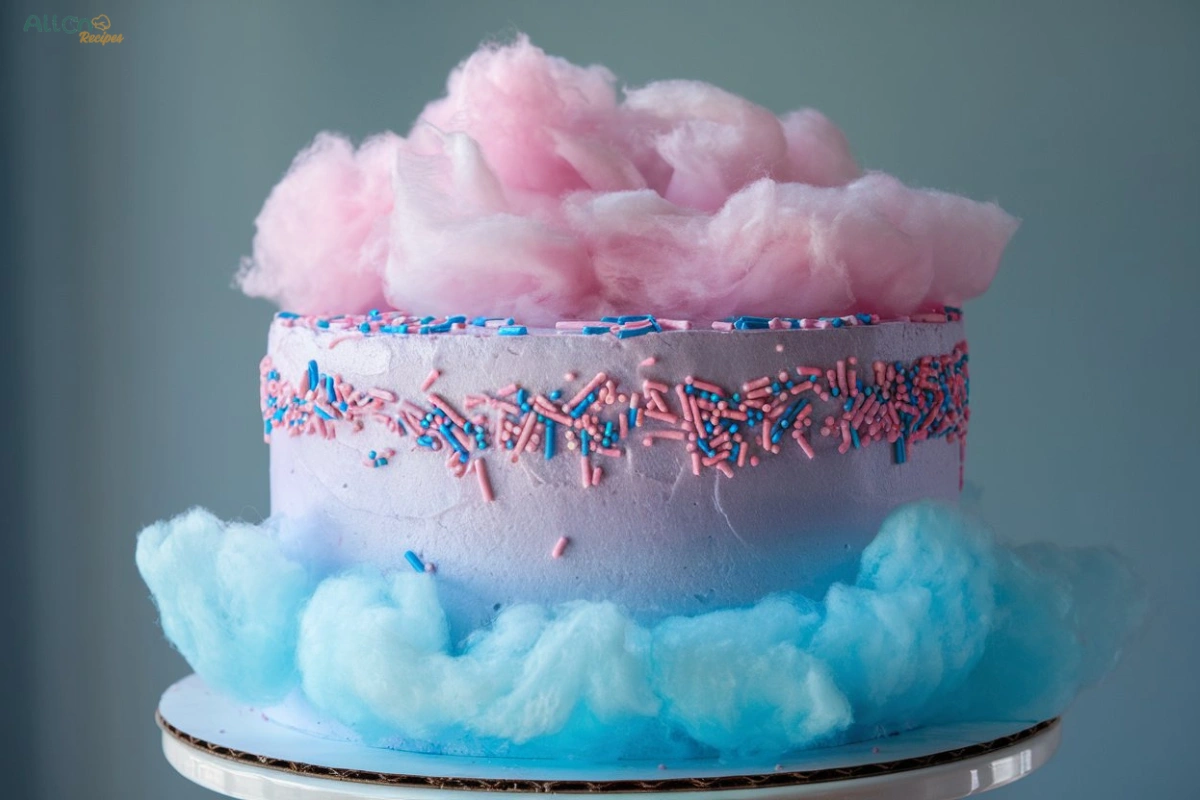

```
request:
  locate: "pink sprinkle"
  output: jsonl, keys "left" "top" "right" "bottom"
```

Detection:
{"left": 563, "top": 371, "right": 578, "bottom": 382}
{"left": 580, "top": 456, "right": 591, "bottom": 488}
{"left": 327, "top": 334, "right": 356, "bottom": 350}
{"left": 566, "top": 372, "right": 607, "bottom": 409}
{"left": 656, "top": 319, "right": 692, "bottom": 330}
{"left": 419, "top": 369, "right": 441, "bottom": 392}
{"left": 369, "top": 388, "right": 397, "bottom": 403}
{"left": 428, "top": 394, "right": 468, "bottom": 428}
{"left": 715, "top": 461, "right": 734, "bottom": 478}
{"left": 496, "top": 383, "right": 519, "bottom": 398}
{"left": 475, "top": 458, "right": 495, "bottom": 502}
{"left": 552, "top": 536, "right": 569, "bottom": 559}
{"left": 691, "top": 450, "right": 702, "bottom": 476}
{"left": 511, "top": 412, "right": 537, "bottom": 462}
{"left": 643, "top": 409, "right": 680, "bottom": 426}
{"left": 595, "top": 447, "right": 622, "bottom": 458}
{"left": 676, "top": 385, "right": 691, "bottom": 420}
{"left": 424, "top": 562, "right": 437, "bottom": 574}
{"left": 710, "top": 321, "right": 734, "bottom": 331}
{"left": 591, "top": 465, "right": 603, "bottom": 486}
{"left": 796, "top": 434, "right": 815, "bottom": 460}
{"left": 774, "top": 343, "right": 784, "bottom": 352}
{"left": 688, "top": 377, "right": 724, "bottom": 395}
{"left": 639, "top": 356, "right": 657, "bottom": 367}
{"left": 750, "top": 455, "right": 760, "bottom": 467}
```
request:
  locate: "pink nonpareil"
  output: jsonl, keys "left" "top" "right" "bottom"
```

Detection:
{"left": 238, "top": 35, "right": 1017, "bottom": 323}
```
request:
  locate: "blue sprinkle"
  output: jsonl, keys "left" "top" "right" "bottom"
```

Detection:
{"left": 447, "top": 315, "right": 466, "bottom": 324}
{"left": 895, "top": 437, "right": 907, "bottom": 464}
{"left": 325, "top": 376, "right": 336, "bottom": 404}
{"left": 601, "top": 316, "right": 620, "bottom": 323}
{"left": 359, "top": 322, "right": 371, "bottom": 333}
{"left": 545, "top": 420, "right": 556, "bottom": 460}
{"left": 851, "top": 428, "right": 861, "bottom": 449}
{"left": 313, "top": 406, "right": 333, "bottom": 420}
{"left": 549, "top": 389, "right": 563, "bottom": 401}
{"left": 264, "top": 420, "right": 272, "bottom": 434}
{"left": 369, "top": 309, "right": 380, "bottom": 318}
{"left": 627, "top": 407, "right": 637, "bottom": 428}
{"left": 368, "top": 450, "right": 377, "bottom": 459}
{"left": 404, "top": 551, "right": 425, "bottom": 573}
{"left": 617, "top": 315, "right": 652, "bottom": 323}
{"left": 316, "top": 319, "right": 330, "bottom": 328}
{"left": 581, "top": 435, "right": 590, "bottom": 456}
{"left": 277, "top": 312, "right": 299, "bottom": 319}
{"left": 616, "top": 325, "right": 655, "bottom": 339}
{"left": 377, "top": 457, "right": 388, "bottom": 467}
{"left": 307, "top": 360, "right": 319, "bottom": 390}
{"left": 582, "top": 326, "right": 610, "bottom": 335}
{"left": 498, "top": 325, "right": 528, "bottom": 336}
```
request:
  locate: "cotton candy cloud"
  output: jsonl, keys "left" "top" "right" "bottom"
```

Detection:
{"left": 237, "top": 36, "right": 1016, "bottom": 323}
{"left": 137, "top": 502, "right": 1140, "bottom": 761}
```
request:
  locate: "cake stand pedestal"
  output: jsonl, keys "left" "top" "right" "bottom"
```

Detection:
{"left": 158, "top": 675, "right": 1059, "bottom": 800}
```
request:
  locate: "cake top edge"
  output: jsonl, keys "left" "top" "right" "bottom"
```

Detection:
{"left": 271, "top": 308, "right": 964, "bottom": 338}
{"left": 239, "top": 34, "right": 1017, "bottom": 324}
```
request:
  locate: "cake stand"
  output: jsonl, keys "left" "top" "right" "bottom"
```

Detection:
{"left": 158, "top": 676, "right": 1059, "bottom": 800}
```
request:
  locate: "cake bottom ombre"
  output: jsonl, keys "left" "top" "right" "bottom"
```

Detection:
{"left": 137, "top": 501, "right": 1140, "bottom": 762}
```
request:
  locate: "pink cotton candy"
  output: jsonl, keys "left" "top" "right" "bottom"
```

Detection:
{"left": 240, "top": 35, "right": 1017, "bottom": 320}
{"left": 238, "top": 133, "right": 397, "bottom": 315}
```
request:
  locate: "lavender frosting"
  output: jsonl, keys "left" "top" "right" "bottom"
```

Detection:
{"left": 267, "top": 319, "right": 965, "bottom": 634}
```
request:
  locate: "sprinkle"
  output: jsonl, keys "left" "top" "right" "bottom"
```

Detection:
{"left": 580, "top": 456, "right": 591, "bottom": 488}
{"left": 420, "top": 369, "right": 441, "bottom": 392}
{"left": 498, "top": 325, "right": 527, "bottom": 336}
{"left": 404, "top": 551, "right": 425, "bottom": 573}
{"left": 643, "top": 408, "right": 680, "bottom": 425}
{"left": 544, "top": 419, "right": 557, "bottom": 460}
{"left": 552, "top": 536, "right": 569, "bottom": 559}
{"left": 591, "top": 465, "right": 603, "bottom": 486}
{"left": 475, "top": 458, "right": 495, "bottom": 502}
{"left": 511, "top": 412, "right": 537, "bottom": 462}
{"left": 639, "top": 356, "right": 657, "bottom": 367}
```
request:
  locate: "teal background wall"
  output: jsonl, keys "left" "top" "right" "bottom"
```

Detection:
{"left": 5, "top": 1, "right": 1197, "bottom": 797}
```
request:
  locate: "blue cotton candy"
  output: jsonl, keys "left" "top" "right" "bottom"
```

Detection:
{"left": 651, "top": 596, "right": 850, "bottom": 755}
{"left": 136, "top": 502, "right": 1143, "bottom": 760}
{"left": 135, "top": 508, "right": 314, "bottom": 702}
{"left": 811, "top": 503, "right": 997, "bottom": 730}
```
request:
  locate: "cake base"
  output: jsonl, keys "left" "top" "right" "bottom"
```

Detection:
{"left": 157, "top": 676, "right": 1059, "bottom": 799}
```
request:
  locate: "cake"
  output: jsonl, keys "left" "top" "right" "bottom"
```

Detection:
{"left": 138, "top": 36, "right": 1139, "bottom": 765}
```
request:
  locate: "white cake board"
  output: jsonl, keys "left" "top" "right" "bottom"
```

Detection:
{"left": 158, "top": 675, "right": 1059, "bottom": 799}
